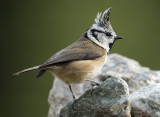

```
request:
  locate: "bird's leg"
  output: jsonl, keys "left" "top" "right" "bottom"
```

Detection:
{"left": 67, "top": 84, "right": 76, "bottom": 110}
{"left": 85, "top": 79, "right": 101, "bottom": 86}
{"left": 68, "top": 84, "right": 76, "bottom": 100}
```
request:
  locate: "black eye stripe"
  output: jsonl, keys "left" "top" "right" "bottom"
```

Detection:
{"left": 91, "top": 29, "right": 112, "bottom": 37}
{"left": 91, "top": 29, "right": 104, "bottom": 34}
{"left": 91, "top": 30, "right": 98, "bottom": 40}
{"left": 91, "top": 29, "right": 99, "bottom": 41}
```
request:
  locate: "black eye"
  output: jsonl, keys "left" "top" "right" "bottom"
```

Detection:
{"left": 105, "top": 32, "right": 112, "bottom": 36}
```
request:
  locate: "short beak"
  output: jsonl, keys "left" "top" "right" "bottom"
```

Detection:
{"left": 114, "top": 35, "right": 124, "bottom": 40}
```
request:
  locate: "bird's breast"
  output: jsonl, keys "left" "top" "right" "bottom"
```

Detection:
{"left": 48, "top": 52, "right": 107, "bottom": 84}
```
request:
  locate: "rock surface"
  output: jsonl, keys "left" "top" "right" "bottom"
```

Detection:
{"left": 48, "top": 53, "right": 160, "bottom": 117}
{"left": 59, "top": 77, "right": 130, "bottom": 117}
{"left": 98, "top": 54, "right": 160, "bottom": 93}
{"left": 130, "top": 83, "right": 160, "bottom": 117}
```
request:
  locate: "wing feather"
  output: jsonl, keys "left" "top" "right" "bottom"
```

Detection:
{"left": 39, "top": 37, "right": 105, "bottom": 68}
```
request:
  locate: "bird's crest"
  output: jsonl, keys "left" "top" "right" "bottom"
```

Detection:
{"left": 95, "top": 7, "right": 111, "bottom": 27}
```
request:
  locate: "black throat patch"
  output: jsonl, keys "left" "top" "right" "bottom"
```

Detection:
{"left": 109, "top": 40, "right": 116, "bottom": 51}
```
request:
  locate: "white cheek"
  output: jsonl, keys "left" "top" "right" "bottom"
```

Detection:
{"left": 87, "top": 28, "right": 110, "bottom": 52}
{"left": 108, "top": 38, "right": 114, "bottom": 43}
{"left": 94, "top": 32, "right": 98, "bottom": 35}
{"left": 102, "top": 35, "right": 110, "bottom": 45}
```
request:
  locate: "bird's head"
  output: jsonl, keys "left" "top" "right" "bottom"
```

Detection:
{"left": 86, "top": 7, "right": 123, "bottom": 53}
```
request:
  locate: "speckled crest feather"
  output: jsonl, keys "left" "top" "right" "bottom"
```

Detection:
{"left": 95, "top": 7, "right": 111, "bottom": 27}
{"left": 95, "top": 12, "right": 102, "bottom": 25}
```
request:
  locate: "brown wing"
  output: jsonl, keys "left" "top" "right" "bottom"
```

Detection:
{"left": 39, "top": 37, "right": 106, "bottom": 69}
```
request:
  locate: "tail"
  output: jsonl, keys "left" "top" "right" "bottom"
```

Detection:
{"left": 13, "top": 65, "right": 40, "bottom": 76}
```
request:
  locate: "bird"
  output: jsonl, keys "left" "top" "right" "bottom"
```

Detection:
{"left": 13, "top": 7, "right": 123, "bottom": 101}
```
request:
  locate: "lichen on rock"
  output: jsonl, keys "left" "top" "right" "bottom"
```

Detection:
{"left": 59, "top": 77, "right": 130, "bottom": 117}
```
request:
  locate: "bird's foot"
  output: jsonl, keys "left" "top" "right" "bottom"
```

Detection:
{"left": 86, "top": 79, "right": 101, "bottom": 86}
{"left": 72, "top": 99, "right": 77, "bottom": 111}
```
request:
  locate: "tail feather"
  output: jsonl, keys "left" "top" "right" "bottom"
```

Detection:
{"left": 13, "top": 66, "right": 40, "bottom": 76}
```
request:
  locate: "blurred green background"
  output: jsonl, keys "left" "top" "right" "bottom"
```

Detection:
{"left": 1, "top": 0, "right": 160, "bottom": 117}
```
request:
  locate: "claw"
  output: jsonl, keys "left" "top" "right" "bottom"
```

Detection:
{"left": 86, "top": 79, "right": 101, "bottom": 86}
{"left": 90, "top": 87, "right": 94, "bottom": 96}
{"left": 95, "top": 82, "right": 101, "bottom": 86}
{"left": 72, "top": 99, "right": 77, "bottom": 111}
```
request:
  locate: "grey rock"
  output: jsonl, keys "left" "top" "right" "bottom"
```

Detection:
{"left": 59, "top": 77, "right": 131, "bottom": 117}
{"left": 130, "top": 83, "right": 160, "bottom": 117}
{"left": 48, "top": 53, "right": 160, "bottom": 117}
{"left": 98, "top": 54, "right": 160, "bottom": 94}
